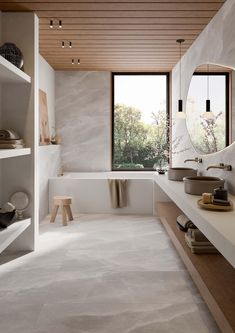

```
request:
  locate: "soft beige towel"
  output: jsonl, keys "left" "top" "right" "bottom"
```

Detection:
{"left": 0, "top": 129, "right": 20, "bottom": 140}
{"left": 108, "top": 179, "right": 128, "bottom": 208}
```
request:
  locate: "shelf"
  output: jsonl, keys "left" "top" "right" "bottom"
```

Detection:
{"left": 156, "top": 202, "right": 235, "bottom": 333}
{"left": 39, "top": 144, "right": 61, "bottom": 150}
{"left": 0, "top": 148, "right": 31, "bottom": 159}
{"left": 0, "top": 218, "right": 31, "bottom": 254}
{"left": 0, "top": 55, "right": 31, "bottom": 84}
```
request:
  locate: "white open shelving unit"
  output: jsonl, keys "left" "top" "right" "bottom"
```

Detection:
{"left": 0, "top": 12, "right": 39, "bottom": 254}
{"left": 0, "top": 51, "right": 32, "bottom": 253}
{"left": 0, "top": 148, "right": 31, "bottom": 159}
{"left": 0, "top": 218, "right": 31, "bottom": 253}
{"left": 0, "top": 54, "right": 31, "bottom": 84}
{"left": 0, "top": 55, "right": 31, "bottom": 162}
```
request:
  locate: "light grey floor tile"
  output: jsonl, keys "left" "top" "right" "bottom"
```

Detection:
{"left": 35, "top": 302, "right": 216, "bottom": 333}
{"left": 0, "top": 214, "right": 220, "bottom": 333}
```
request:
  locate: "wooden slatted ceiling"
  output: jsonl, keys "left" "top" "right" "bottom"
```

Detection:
{"left": 0, "top": 1, "right": 226, "bottom": 71}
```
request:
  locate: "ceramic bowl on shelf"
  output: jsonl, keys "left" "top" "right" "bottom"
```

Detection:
{"left": 0, "top": 42, "right": 24, "bottom": 69}
{"left": 0, "top": 210, "right": 16, "bottom": 229}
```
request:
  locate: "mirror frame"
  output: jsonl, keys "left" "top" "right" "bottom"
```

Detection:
{"left": 186, "top": 69, "right": 230, "bottom": 155}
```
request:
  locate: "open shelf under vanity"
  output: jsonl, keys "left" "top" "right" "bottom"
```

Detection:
{"left": 156, "top": 201, "right": 235, "bottom": 333}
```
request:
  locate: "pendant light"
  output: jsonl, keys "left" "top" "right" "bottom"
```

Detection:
{"left": 176, "top": 39, "right": 186, "bottom": 118}
{"left": 202, "top": 64, "right": 215, "bottom": 120}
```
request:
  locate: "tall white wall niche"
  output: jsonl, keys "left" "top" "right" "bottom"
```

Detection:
{"left": 0, "top": 12, "right": 39, "bottom": 253}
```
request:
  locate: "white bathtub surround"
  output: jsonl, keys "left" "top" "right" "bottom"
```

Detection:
{"left": 61, "top": 171, "right": 154, "bottom": 179}
{"left": 171, "top": 0, "right": 235, "bottom": 193}
{"left": 49, "top": 172, "right": 154, "bottom": 215}
{"left": 0, "top": 215, "right": 219, "bottom": 333}
{"left": 55, "top": 71, "right": 111, "bottom": 172}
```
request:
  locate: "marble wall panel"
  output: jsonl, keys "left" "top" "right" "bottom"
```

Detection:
{"left": 55, "top": 71, "right": 111, "bottom": 172}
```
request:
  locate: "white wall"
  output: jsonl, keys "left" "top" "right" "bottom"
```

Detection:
{"left": 171, "top": 0, "right": 235, "bottom": 194}
{"left": 55, "top": 71, "right": 111, "bottom": 172}
{"left": 39, "top": 55, "right": 61, "bottom": 221}
{"left": 39, "top": 145, "right": 61, "bottom": 221}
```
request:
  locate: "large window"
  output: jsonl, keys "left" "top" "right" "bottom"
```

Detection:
{"left": 186, "top": 72, "right": 229, "bottom": 154}
{"left": 112, "top": 73, "right": 169, "bottom": 170}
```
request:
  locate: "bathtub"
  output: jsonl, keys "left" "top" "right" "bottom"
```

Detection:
{"left": 49, "top": 172, "right": 155, "bottom": 214}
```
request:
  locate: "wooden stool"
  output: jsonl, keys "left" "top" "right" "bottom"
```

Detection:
{"left": 50, "top": 196, "right": 73, "bottom": 226}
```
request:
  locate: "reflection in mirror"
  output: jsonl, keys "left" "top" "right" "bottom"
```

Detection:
{"left": 186, "top": 64, "right": 231, "bottom": 155}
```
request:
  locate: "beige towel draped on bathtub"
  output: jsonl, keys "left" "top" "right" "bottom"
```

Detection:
{"left": 108, "top": 179, "right": 128, "bottom": 208}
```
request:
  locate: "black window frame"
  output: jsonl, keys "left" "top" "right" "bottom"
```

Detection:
{"left": 111, "top": 72, "right": 170, "bottom": 171}
{"left": 192, "top": 71, "right": 230, "bottom": 148}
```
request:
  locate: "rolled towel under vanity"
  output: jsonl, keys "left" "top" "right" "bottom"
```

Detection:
{"left": 185, "top": 228, "right": 220, "bottom": 254}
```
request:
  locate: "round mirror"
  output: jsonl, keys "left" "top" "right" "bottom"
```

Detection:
{"left": 186, "top": 64, "right": 233, "bottom": 155}
{"left": 9, "top": 191, "right": 30, "bottom": 220}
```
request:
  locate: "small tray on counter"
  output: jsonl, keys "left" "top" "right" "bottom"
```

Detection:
{"left": 197, "top": 199, "right": 234, "bottom": 211}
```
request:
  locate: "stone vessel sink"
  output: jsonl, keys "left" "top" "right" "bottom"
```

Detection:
{"left": 168, "top": 167, "right": 197, "bottom": 181}
{"left": 183, "top": 176, "right": 225, "bottom": 195}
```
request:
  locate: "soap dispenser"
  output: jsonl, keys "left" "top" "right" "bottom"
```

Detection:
{"left": 213, "top": 186, "right": 228, "bottom": 201}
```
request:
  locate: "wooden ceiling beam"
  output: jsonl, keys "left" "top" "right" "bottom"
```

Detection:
{"left": 39, "top": 17, "right": 214, "bottom": 24}
{"left": 0, "top": 2, "right": 223, "bottom": 11}
{"left": 36, "top": 10, "right": 218, "bottom": 18}
{"left": 40, "top": 30, "right": 200, "bottom": 36}
{"left": 0, "top": 0, "right": 224, "bottom": 3}
{"left": 39, "top": 35, "right": 195, "bottom": 40}
{"left": 40, "top": 24, "right": 206, "bottom": 30}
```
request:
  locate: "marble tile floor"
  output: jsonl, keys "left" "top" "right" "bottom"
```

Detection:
{"left": 0, "top": 214, "right": 220, "bottom": 333}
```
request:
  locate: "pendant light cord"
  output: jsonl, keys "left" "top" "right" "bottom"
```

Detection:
{"left": 179, "top": 41, "right": 182, "bottom": 100}
{"left": 207, "top": 63, "right": 209, "bottom": 99}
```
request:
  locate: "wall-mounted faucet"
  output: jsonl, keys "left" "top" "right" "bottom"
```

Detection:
{"left": 184, "top": 157, "right": 202, "bottom": 164}
{"left": 206, "top": 163, "right": 232, "bottom": 171}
